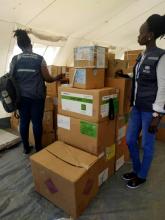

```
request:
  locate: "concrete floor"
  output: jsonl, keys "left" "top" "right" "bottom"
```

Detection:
{"left": 0, "top": 139, "right": 165, "bottom": 220}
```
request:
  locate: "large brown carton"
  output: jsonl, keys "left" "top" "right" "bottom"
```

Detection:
{"left": 57, "top": 114, "right": 115, "bottom": 155}
{"left": 30, "top": 141, "right": 115, "bottom": 218}
{"left": 30, "top": 141, "right": 99, "bottom": 218}
{"left": 46, "top": 82, "right": 59, "bottom": 97}
{"left": 43, "top": 111, "right": 53, "bottom": 133}
{"left": 98, "top": 144, "right": 116, "bottom": 178}
{"left": 58, "top": 86, "right": 118, "bottom": 123}
{"left": 48, "top": 66, "right": 69, "bottom": 77}
{"left": 74, "top": 46, "right": 108, "bottom": 68}
{"left": 124, "top": 50, "right": 143, "bottom": 73}
{"left": 105, "top": 78, "right": 131, "bottom": 115}
{"left": 115, "top": 114, "right": 130, "bottom": 171}
{"left": 69, "top": 68, "right": 105, "bottom": 89}
{"left": 106, "top": 59, "right": 128, "bottom": 77}
{"left": 48, "top": 65, "right": 62, "bottom": 77}
{"left": 10, "top": 114, "right": 19, "bottom": 131}
{"left": 44, "top": 96, "right": 54, "bottom": 111}
{"left": 29, "top": 123, "right": 56, "bottom": 147}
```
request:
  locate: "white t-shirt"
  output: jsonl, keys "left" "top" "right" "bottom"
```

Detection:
{"left": 153, "top": 54, "right": 165, "bottom": 113}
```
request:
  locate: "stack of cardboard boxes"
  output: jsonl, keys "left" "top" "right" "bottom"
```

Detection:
{"left": 105, "top": 53, "right": 132, "bottom": 171}
{"left": 124, "top": 50, "right": 142, "bottom": 74}
{"left": 30, "top": 46, "right": 119, "bottom": 218}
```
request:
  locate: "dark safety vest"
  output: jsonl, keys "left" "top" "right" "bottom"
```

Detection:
{"left": 12, "top": 52, "right": 46, "bottom": 99}
{"left": 131, "top": 47, "right": 165, "bottom": 112}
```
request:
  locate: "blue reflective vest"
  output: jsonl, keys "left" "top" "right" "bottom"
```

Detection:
{"left": 131, "top": 47, "right": 165, "bottom": 112}
{"left": 12, "top": 52, "right": 46, "bottom": 99}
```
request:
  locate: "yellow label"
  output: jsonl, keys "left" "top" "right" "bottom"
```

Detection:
{"left": 105, "top": 144, "right": 115, "bottom": 160}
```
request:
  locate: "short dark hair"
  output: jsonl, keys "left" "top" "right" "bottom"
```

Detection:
{"left": 146, "top": 14, "right": 165, "bottom": 39}
{"left": 13, "top": 29, "right": 31, "bottom": 49}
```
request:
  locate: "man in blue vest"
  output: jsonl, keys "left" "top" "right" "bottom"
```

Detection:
{"left": 10, "top": 29, "right": 63, "bottom": 154}
{"left": 122, "top": 14, "right": 165, "bottom": 188}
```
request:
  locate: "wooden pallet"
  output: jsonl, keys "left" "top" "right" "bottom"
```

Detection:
{"left": 0, "top": 129, "right": 21, "bottom": 151}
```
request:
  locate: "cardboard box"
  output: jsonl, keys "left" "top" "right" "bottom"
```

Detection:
{"left": 29, "top": 123, "right": 56, "bottom": 147}
{"left": 30, "top": 141, "right": 99, "bottom": 218}
{"left": 105, "top": 78, "right": 131, "bottom": 115}
{"left": 108, "top": 53, "right": 115, "bottom": 60}
{"left": 106, "top": 59, "right": 128, "bottom": 77}
{"left": 124, "top": 50, "right": 143, "bottom": 72}
{"left": 115, "top": 137, "right": 130, "bottom": 171}
{"left": 58, "top": 86, "right": 118, "bottom": 123}
{"left": 48, "top": 66, "right": 69, "bottom": 77}
{"left": 10, "top": 114, "right": 19, "bottom": 131}
{"left": 46, "top": 82, "right": 59, "bottom": 97}
{"left": 30, "top": 141, "right": 115, "bottom": 218}
{"left": 69, "top": 68, "right": 105, "bottom": 89}
{"left": 48, "top": 65, "right": 62, "bottom": 77}
{"left": 115, "top": 114, "right": 130, "bottom": 171}
{"left": 124, "top": 50, "right": 142, "bottom": 60}
{"left": 74, "top": 46, "right": 108, "bottom": 68}
{"left": 57, "top": 114, "right": 115, "bottom": 155}
{"left": 156, "top": 117, "right": 165, "bottom": 142}
{"left": 43, "top": 111, "right": 54, "bottom": 133}
{"left": 44, "top": 96, "right": 54, "bottom": 112}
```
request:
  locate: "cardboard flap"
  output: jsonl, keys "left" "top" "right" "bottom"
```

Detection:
{"left": 46, "top": 141, "right": 98, "bottom": 170}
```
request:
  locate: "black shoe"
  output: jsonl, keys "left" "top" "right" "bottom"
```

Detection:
{"left": 126, "top": 176, "right": 146, "bottom": 189}
{"left": 23, "top": 146, "right": 33, "bottom": 155}
{"left": 122, "top": 172, "right": 137, "bottom": 181}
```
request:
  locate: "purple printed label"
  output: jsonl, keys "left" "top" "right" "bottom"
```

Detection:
{"left": 45, "top": 179, "right": 58, "bottom": 194}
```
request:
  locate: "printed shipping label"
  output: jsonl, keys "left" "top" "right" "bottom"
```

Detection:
{"left": 101, "top": 94, "right": 118, "bottom": 117}
{"left": 105, "top": 144, "right": 115, "bottom": 160}
{"left": 57, "top": 115, "right": 70, "bottom": 130}
{"left": 97, "top": 47, "right": 105, "bottom": 68}
{"left": 61, "top": 92, "right": 93, "bottom": 116}
{"left": 115, "top": 155, "right": 124, "bottom": 171}
{"left": 75, "top": 69, "right": 86, "bottom": 84}
{"left": 75, "top": 47, "right": 94, "bottom": 61}
{"left": 80, "top": 121, "right": 97, "bottom": 138}
{"left": 118, "top": 125, "right": 127, "bottom": 141}
{"left": 98, "top": 168, "right": 109, "bottom": 186}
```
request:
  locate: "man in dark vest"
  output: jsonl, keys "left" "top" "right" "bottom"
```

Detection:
{"left": 122, "top": 14, "right": 165, "bottom": 188}
{"left": 10, "top": 29, "right": 63, "bottom": 154}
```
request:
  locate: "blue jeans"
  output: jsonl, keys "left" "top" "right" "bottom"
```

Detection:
{"left": 18, "top": 97, "right": 45, "bottom": 152}
{"left": 126, "top": 106, "right": 156, "bottom": 179}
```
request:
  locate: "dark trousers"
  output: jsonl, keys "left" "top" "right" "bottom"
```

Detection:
{"left": 18, "top": 97, "right": 45, "bottom": 152}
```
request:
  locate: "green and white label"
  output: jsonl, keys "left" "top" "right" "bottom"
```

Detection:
{"left": 101, "top": 94, "right": 118, "bottom": 117}
{"left": 80, "top": 121, "right": 97, "bottom": 138}
{"left": 61, "top": 92, "right": 93, "bottom": 116}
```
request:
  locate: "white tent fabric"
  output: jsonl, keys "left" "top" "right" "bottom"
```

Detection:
{"left": 0, "top": 0, "right": 165, "bottom": 117}
{"left": 0, "top": 0, "right": 165, "bottom": 72}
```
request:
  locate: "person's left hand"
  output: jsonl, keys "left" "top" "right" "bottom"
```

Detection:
{"left": 148, "top": 115, "right": 162, "bottom": 134}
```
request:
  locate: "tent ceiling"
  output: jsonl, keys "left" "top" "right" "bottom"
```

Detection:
{"left": 0, "top": 0, "right": 165, "bottom": 56}
{"left": 0, "top": 0, "right": 164, "bottom": 49}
